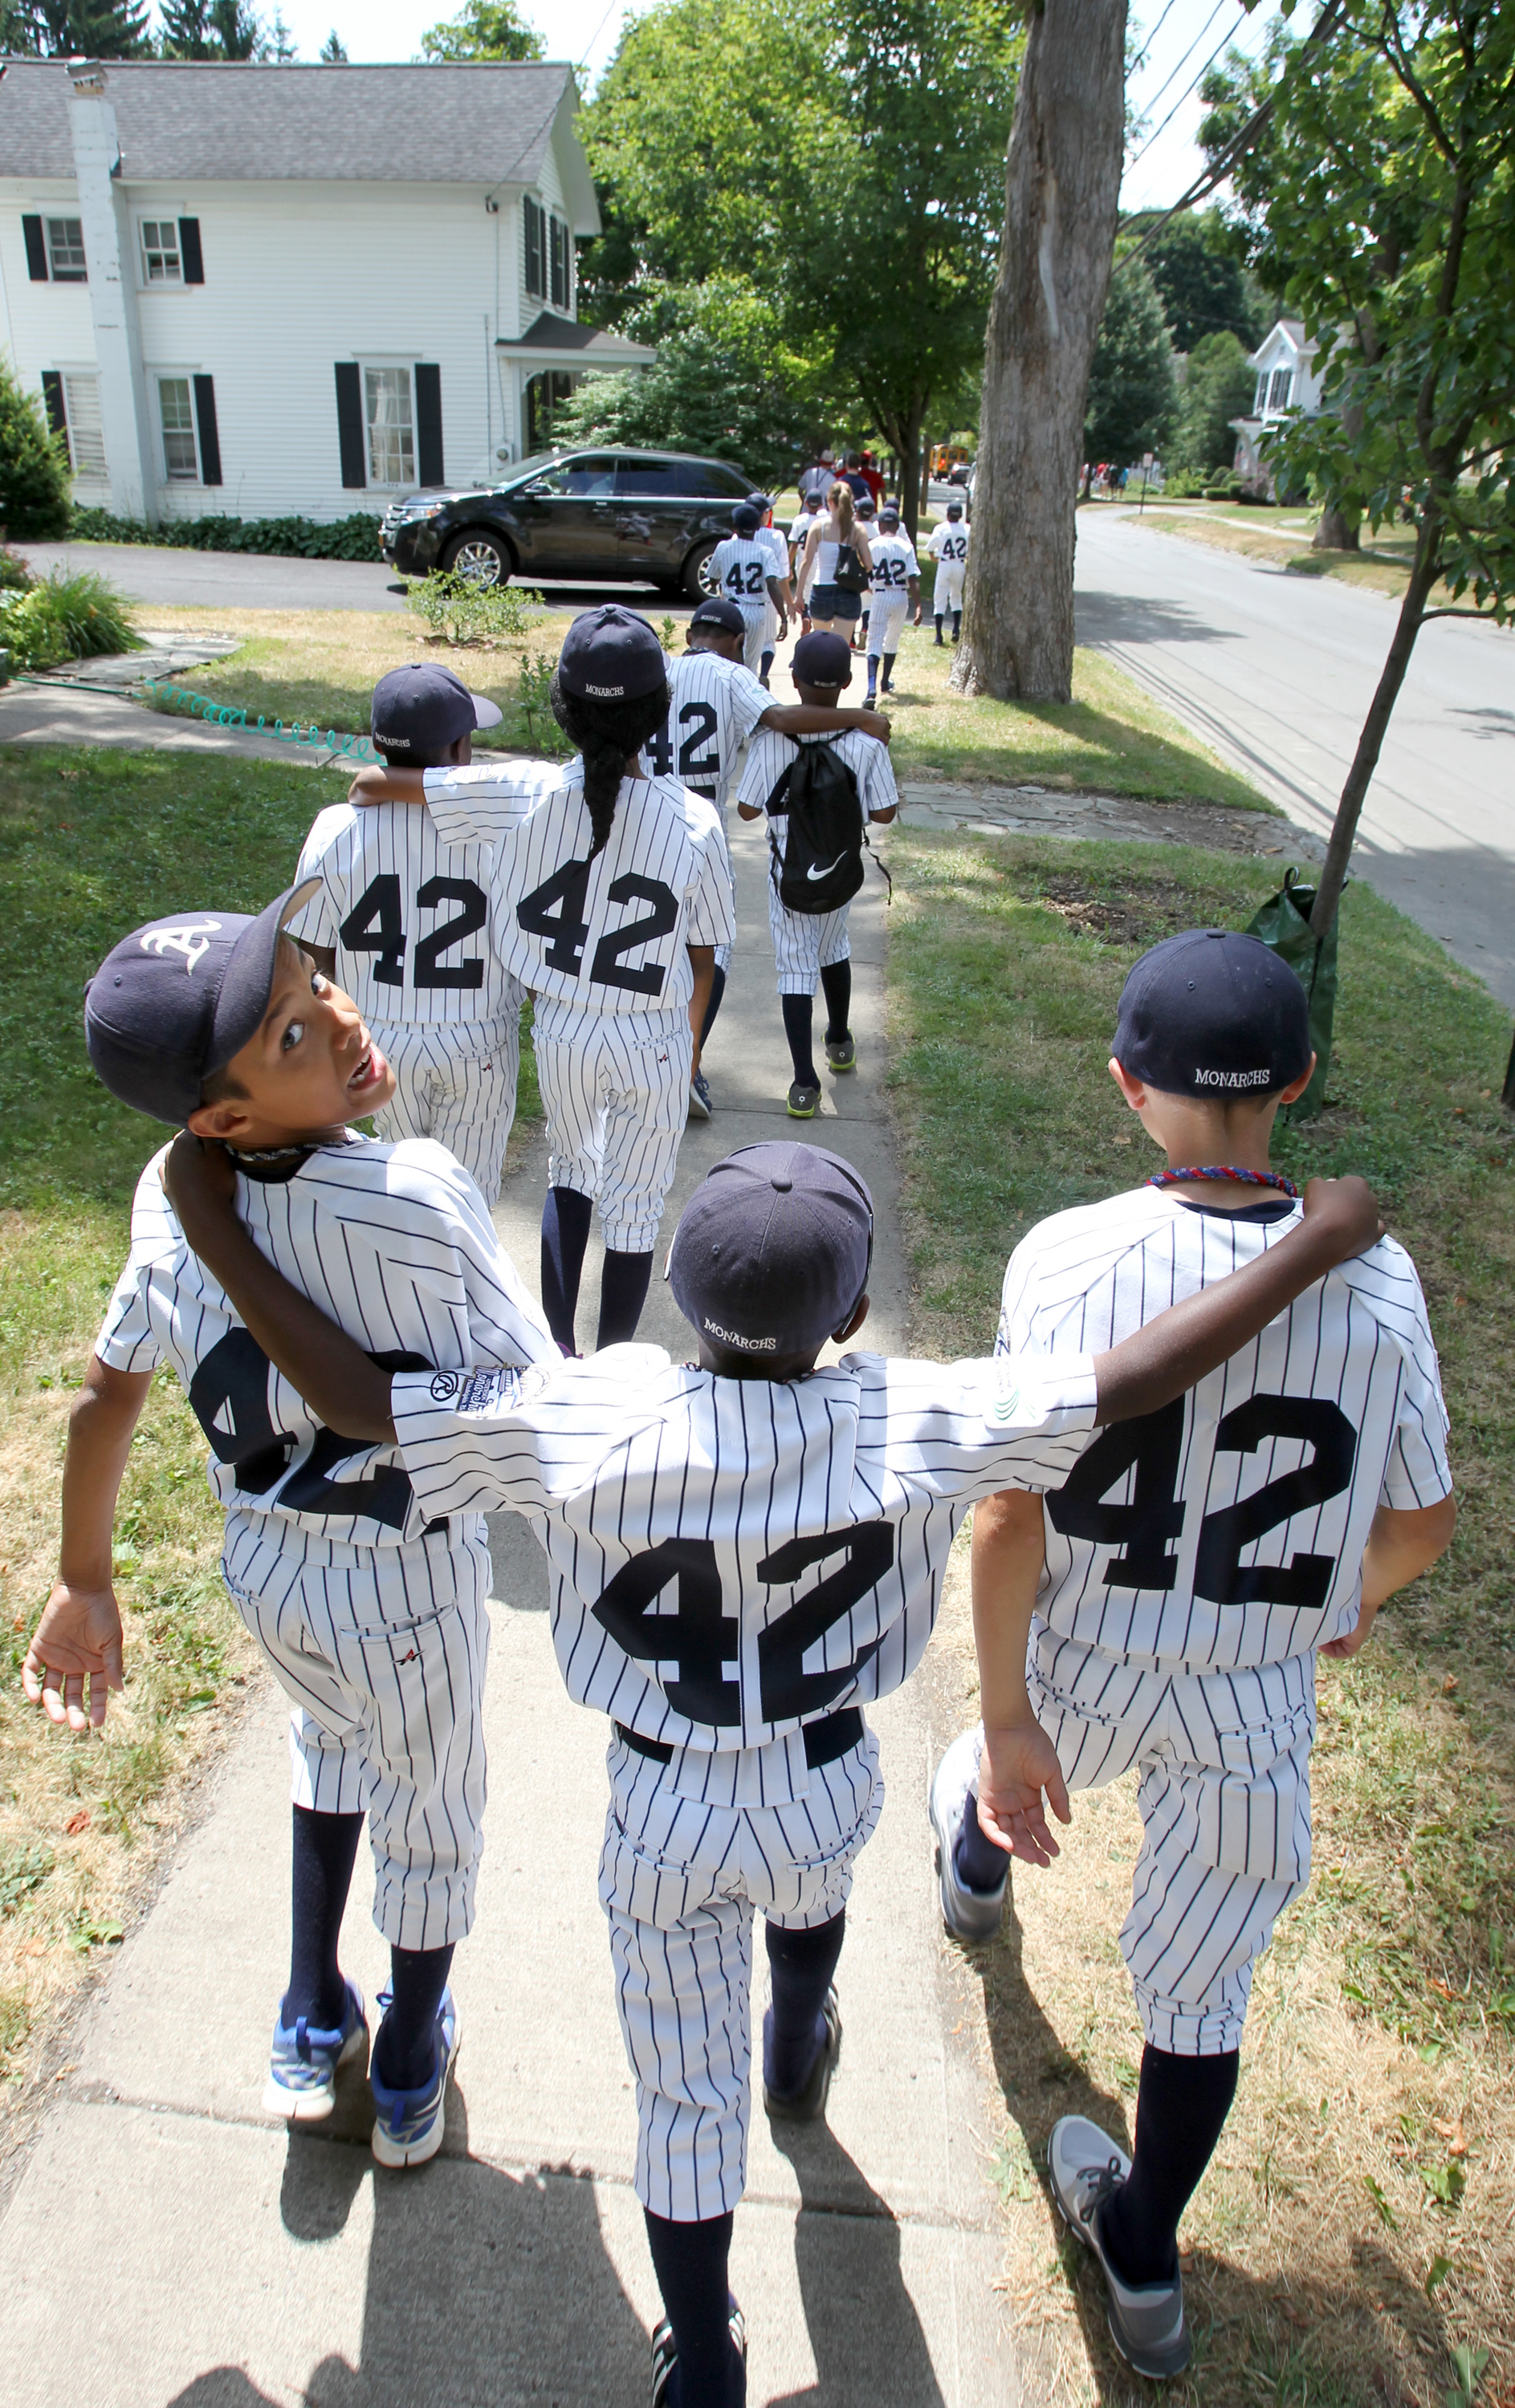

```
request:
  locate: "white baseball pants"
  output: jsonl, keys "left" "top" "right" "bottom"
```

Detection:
{"left": 739, "top": 607, "right": 767, "bottom": 673}
{"left": 767, "top": 874, "right": 851, "bottom": 996}
{"left": 599, "top": 1721, "right": 883, "bottom": 2219}
{"left": 369, "top": 1007, "right": 522, "bottom": 1205}
{"left": 967, "top": 1628, "right": 1314, "bottom": 2056}
{"left": 533, "top": 1009, "right": 693, "bottom": 1251}
{"left": 222, "top": 1516, "right": 492, "bottom": 1951}
{"left": 932, "top": 563, "right": 966, "bottom": 616}
{"left": 866, "top": 596, "right": 910, "bottom": 661}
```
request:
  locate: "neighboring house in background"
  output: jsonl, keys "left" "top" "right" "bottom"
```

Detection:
{"left": 0, "top": 57, "right": 655, "bottom": 527}
{"left": 1231, "top": 319, "right": 1327, "bottom": 495}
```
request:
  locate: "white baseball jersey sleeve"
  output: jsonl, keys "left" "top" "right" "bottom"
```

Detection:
{"left": 423, "top": 763, "right": 735, "bottom": 1031}
{"left": 736, "top": 728, "right": 899, "bottom": 869}
{"left": 642, "top": 652, "right": 771, "bottom": 808}
{"left": 96, "top": 1136, "right": 555, "bottom": 1556}
{"left": 997, "top": 1189, "right": 1452, "bottom": 1668}
{"left": 390, "top": 1345, "right": 1098, "bottom": 1755}
{"left": 287, "top": 800, "right": 518, "bottom": 1028}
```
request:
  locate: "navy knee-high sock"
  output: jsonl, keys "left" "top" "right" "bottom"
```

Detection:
{"left": 1099, "top": 2044, "right": 1240, "bottom": 2285}
{"left": 283, "top": 1804, "right": 364, "bottom": 2030}
{"left": 763, "top": 1910, "right": 845, "bottom": 2097}
{"left": 540, "top": 1186, "right": 593, "bottom": 1352}
{"left": 953, "top": 1788, "right": 1010, "bottom": 1893}
{"left": 760, "top": 649, "right": 775, "bottom": 685}
{"left": 781, "top": 993, "right": 817, "bottom": 1087}
{"left": 597, "top": 1247, "right": 654, "bottom": 1349}
{"left": 644, "top": 2209, "right": 745, "bottom": 2407}
{"left": 882, "top": 650, "right": 897, "bottom": 689}
{"left": 373, "top": 1941, "right": 455, "bottom": 2093}
{"left": 700, "top": 964, "right": 727, "bottom": 1048}
{"left": 820, "top": 959, "right": 851, "bottom": 1044}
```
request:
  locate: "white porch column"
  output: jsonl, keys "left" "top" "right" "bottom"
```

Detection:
{"left": 66, "top": 66, "right": 158, "bottom": 524}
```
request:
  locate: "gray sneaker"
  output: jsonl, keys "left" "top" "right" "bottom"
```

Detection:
{"left": 927, "top": 1728, "right": 1007, "bottom": 1942}
{"left": 1047, "top": 2116, "right": 1191, "bottom": 2380}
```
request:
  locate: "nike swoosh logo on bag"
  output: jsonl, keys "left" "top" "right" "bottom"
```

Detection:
{"left": 807, "top": 855, "right": 845, "bottom": 881}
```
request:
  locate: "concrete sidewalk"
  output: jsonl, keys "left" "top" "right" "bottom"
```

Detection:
{"left": 0, "top": 697, "right": 1022, "bottom": 2406}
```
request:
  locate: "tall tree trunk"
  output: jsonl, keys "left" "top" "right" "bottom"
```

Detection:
{"left": 1308, "top": 508, "right": 1441, "bottom": 938}
{"left": 901, "top": 405, "right": 925, "bottom": 547}
{"left": 953, "top": 0, "right": 1129, "bottom": 702}
{"left": 1313, "top": 502, "right": 1361, "bottom": 551}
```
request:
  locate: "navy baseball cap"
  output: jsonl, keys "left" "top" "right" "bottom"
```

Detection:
{"left": 690, "top": 596, "right": 747, "bottom": 639}
{"left": 1113, "top": 929, "right": 1311, "bottom": 1099}
{"left": 855, "top": 496, "right": 877, "bottom": 517}
{"left": 945, "top": 500, "right": 963, "bottom": 518}
{"left": 669, "top": 1142, "right": 874, "bottom": 1357}
{"left": 732, "top": 502, "right": 760, "bottom": 535}
{"left": 878, "top": 505, "right": 900, "bottom": 527}
{"left": 84, "top": 881, "right": 322, "bottom": 1126}
{"left": 370, "top": 662, "right": 502, "bottom": 765}
{"left": 792, "top": 630, "right": 853, "bottom": 688}
{"left": 746, "top": 491, "right": 773, "bottom": 514}
{"left": 557, "top": 604, "right": 668, "bottom": 703}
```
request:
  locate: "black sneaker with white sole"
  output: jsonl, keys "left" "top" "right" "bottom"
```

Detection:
{"left": 762, "top": 1986, "right": 841, "bottom": 2123}
{"left": 927, "top": 1730, "right": 1007, "bottom": 1942}
{"left": 650, "top": 2297, "right": 747, "bottom": 2406}
{"left": 1047, "top": 2115, "right": 1191, "bottom": 2379}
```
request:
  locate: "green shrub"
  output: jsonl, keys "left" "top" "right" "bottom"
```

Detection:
{"left": 0, "top": 544, "right": 34, "bottom": 592}
{"left": 67, "top": 508, "right": 384, "bottom": 561}
{"left": 0, "top": 569, "right": 141, "bottom": 672}
{"left": 1159, "top": 470, "right": 1210, "bottom": 499}
{"left": 1202, "top": 470, "right": 1244, "bottom": 499}
{"left": 405, "top": 568, "right": 542, "bottom": 647}
{"left": 0, "top": 357, "right": 71, "bottom": 540}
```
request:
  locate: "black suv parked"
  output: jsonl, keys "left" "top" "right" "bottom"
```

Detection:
{"left": 380, "top": 448, "right": 757, "bottom": 596}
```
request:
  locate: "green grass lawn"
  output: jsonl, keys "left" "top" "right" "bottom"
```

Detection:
{"left": 886, "top": 827, "right": 1515, "bottom": 2400}
{"left": 0, "top": 743, "right": 540, "bottom": 2099}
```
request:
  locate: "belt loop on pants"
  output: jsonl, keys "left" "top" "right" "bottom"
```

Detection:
{"left": 613, "top": 1704, "right": 865, "bottom": 1771}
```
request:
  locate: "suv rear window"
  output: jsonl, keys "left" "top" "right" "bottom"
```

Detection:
{"left": 686, "top": 460, "right": 755, "bottom": 499}
{"left": 616, "top": 460, "right": 684, "bottom": 496}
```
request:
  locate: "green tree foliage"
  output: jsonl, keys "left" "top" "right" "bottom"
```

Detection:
{"left": 1141, "top": 209, "right": 1265, "bottom": 353}
{"left": 5, "top": 0, "right": 151, "bottom": 53}
{"left": 0, "top": 356, "right": 71, "bottom": 543}
{"left": 157, "top": 0, "right": 263, "bottom": 55}
{"left": 1202, "top": 0, "right": 1515, "bottom": 936}
{"left": 553, "top": 279, "right": 829, "bottom": 489}
{"left": 1167, "top": 330, "right": 1256, "bottom": 474}
{"left": 419, "top": 0, "right": 543, "bottom": 61}
{"left": 320, "top": 29, "right": 347, "bottom": 59}
{"left": 579, "top": 0, "right": 1019, "bottom": 534}
{"left": 1083, "top": 256, "right": 1178, "bottom": 470}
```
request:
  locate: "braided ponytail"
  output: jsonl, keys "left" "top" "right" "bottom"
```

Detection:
{"left": 550, "top": 669, "right": 673, "bottom": 859}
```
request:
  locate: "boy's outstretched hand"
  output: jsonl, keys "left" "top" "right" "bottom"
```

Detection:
{"left": 976, "top": 1720, "right": 1073, "bottom": 1869}
{"left": 24, "top": 1583, "right": 124, "bottom": 1730}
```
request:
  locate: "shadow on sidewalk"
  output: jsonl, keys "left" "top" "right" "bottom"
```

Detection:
{"left": 766, "top": 2115, "right": 946, "bottom": 2408}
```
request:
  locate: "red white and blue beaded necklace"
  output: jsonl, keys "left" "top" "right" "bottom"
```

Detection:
{"left": 1147, "top": 1165, "right": 1299, "bottom": 1198}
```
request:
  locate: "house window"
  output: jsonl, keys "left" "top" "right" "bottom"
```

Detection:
{"left": 61, "top": 372, "right": 107, "bottom": 476}
{"left": 1254, "top": 375, "right": 1269, "bottom": 416}
{"left": 524, "top": 368, "right": 576, "bottom": 454}
{"left": 1268, "top": 368, "right": 1293, "bottom": 412}
{"left": 141, "top": 221, "right": 183, "bottom": 283}
{"left": 47, "top": 218, "right": 88, "bottom": 282}
{"left": 364, "top": 366, "right": 415, "bottom": 486}
{"left": 523, "top": 197, "right": 545, "bottom": 301}
{"left": 159, "top": 377, "right": 199, "bottom": 480}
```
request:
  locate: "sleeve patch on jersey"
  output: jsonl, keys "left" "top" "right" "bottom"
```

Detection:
{"left": 429, "top": 1372, "right": 460, "bottom": 1402}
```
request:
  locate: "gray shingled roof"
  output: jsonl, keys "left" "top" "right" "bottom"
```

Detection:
{"left": 499, "top": 312, "right": 657, "bottom": 362}
{"left": 0, "top": 57, "right": 595, "bottom": 217}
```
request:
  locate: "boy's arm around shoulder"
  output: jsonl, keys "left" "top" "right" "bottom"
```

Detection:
{"left": 348, "top": 766, "right": 426, "bottom": 807}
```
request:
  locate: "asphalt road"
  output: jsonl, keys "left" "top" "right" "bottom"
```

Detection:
{"left": 1073, "top": 508, "right": 1515, "bottom": 1010}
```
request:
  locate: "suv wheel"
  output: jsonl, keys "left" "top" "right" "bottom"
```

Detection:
{"left": 442, "top": 530, "right": 512, "bottom": 589}
{"left": 682, "top": 539, "right": 719, "bottom": 602}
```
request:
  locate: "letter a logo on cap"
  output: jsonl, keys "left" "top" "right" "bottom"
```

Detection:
{"left": 139, "top": 918, "right": 222, "bottom": 973}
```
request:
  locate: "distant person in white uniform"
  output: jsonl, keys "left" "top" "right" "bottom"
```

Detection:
{"left": 863, "top": 506, "right": 920, "bottom": 702}
{"left": 706, "top": 504, "right": 790, "bottom": 673}
{"left": 747, "top": 491, "right": 793, "bottom": 689}
{"left": 927, "top": 499, "right": 969, "bottom": 644}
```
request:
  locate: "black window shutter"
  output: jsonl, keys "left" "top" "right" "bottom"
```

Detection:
{"left": 524, "top": 197, "right": 542, "bottom": 299}
{"left": 22, "top": 216, "right": 48, "bottom": 281}
{"left": 193, "top": 374, "right": 222, "bottom": 485}
{"left": 41, "top": 370, "right": 67, "bottom": 453}
{"left": 179, "top": 218, "right": 205, "bottom": 284}
{"left": 549, "top": 218, "right": 564, "bottom": 309}
{"left": 414, "top": 364, "right": 443, "bottom": 486}
{"left": 334, "top": 361, "right": 365, "bottom": 488}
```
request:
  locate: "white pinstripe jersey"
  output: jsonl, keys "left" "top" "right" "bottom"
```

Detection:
{"left": 393, "top": 1348, "right": 1098, "bottom": 1754}
{"left": 868, "top": 533, "right": 920, "bottom": 593}
{"left": 423, "top": 762, "right": 734, "bottom": 1024}
{"left": 788, "top": 510, "right": 823, "bottom": 556}
{"left": 641, "top": 652, "right": 772, "bottom": 808}
{"left": 736, "top": 728, "right": 898, "bottom": 868}
{"left": 288, "top": 801, "right": 517, "bottom": 1027}
{"left": 96, "top": 1137, "right": 554, "bottom": 1558}
{"left": 755, "top": 525, "right": 790, "bottom": 582}
{"left": 997, "top": 1190, "right": 1452, "bottom": 1670}
{"left": 707, "top": 535, "right": 776, "bottom": 614}
{"left": 927, "top": 523, "right": 969, "bottom": 565}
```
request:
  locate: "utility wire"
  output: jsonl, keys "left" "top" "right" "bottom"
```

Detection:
{"left": 1130, "top": 0, "right": 1233, "bottom": 129}
{"left": 1126, "top": 7, "right": 1254, "bottom": 171}
{"left": 1129, "top": 0, "right": 1183, "bottom": 76}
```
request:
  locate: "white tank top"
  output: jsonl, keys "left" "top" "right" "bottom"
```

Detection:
{"left": 814, "top": 534, "right": 858, "bottom": 584}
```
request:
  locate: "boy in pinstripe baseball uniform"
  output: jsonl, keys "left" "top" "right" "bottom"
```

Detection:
{"left": 929, "top": 931, "right": 1456, "bottom": 2380}
{"left": 863, "top": 506, "right": 921, "bottom": 702}
{"left": 26, "top": 888, "right": 553, "bottom": 2169}
{"left": 736, "top": 630, "right": 897, "bottom": 1119}
{"left": 647, "top": 599, "right": 892, "bottom": 1120}
{"left": 746, "top": 493, "right": 792, "bottom": 689}
{"left": 159, "top": 1131, "right": 1382, "bottom": 2406}
{"left": 706, "top": 504, "right": 789, "bottom": 674}
{"left": 290, "top": 665, "right": 523, "bottom": 1206}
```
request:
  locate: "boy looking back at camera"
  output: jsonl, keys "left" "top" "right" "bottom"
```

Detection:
{"left": 25, "top": 889, "right": 552, "bottom": 2168}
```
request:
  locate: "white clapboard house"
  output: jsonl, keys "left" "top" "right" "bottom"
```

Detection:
{"left": 0, "top": 55, "right": 655, "bottom": 524}
{"left": 1230, "top": 319, "right": 1327, "bottom": 495}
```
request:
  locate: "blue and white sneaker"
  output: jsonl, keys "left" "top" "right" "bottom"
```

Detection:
{"left": 369, "top": 1986, "right": 459, "bottom": 2169}
{"left": 263, "top": 1979, "right": 367, "bottom": 2121}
